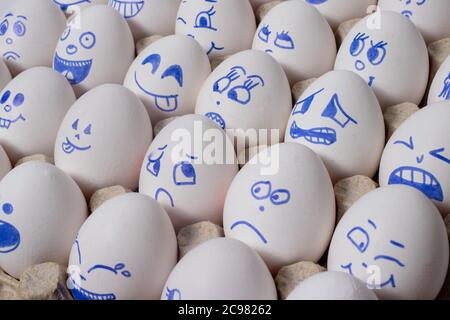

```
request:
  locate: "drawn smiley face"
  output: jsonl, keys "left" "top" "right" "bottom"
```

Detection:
{"left": 0, "top": 89, "right": 25, "bottom": 130}
{"left": 0, "top": 202, "right": 20, "bottom": 254}
{"left": 61, "top": 118, "right": 92, "bottom": 155}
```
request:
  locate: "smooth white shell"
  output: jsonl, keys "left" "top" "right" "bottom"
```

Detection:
{"left": 0, "top": 144, "right": 11, "bottom": 180}
{"left": 0, "top": 59, "right": 11, "bottom": 91}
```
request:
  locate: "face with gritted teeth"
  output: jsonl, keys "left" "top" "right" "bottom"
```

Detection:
{"left": 108, "top": 0, "right": 146, "bottom": 19}
{"left": 61, "top": 118, "right": 92, "bottom": 155}
{"left": 0, "top": 88, "right": 25, "bottom": 130}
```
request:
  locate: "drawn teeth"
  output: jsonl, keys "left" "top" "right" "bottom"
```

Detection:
{"left": 0, "top": 118, "right": 11, "bottom": 129}
{"left": 109, "top": 0, "right": 145, "bottom": 18}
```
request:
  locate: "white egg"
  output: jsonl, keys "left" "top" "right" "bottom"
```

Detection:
{"left": 379, "top": 102, "right": 450, "bottom": 214}
{"left": 52, "top": 0, "right": 108, "bottom": 13}
{"left": 252, "top": 0, "right": 336, "bottom": 84}
{"left": 195, "top": 50, "right": 291, "bottom": 151}
{"left": 162, "top": 238, "right": 277, "bottom": 300}
{"left": 301, "top": 0, "right": 377, "bottom": 30}
{"left": 124, "top": 35, "right": 211, "bottom": 125}
{"left": 55, "top": 84, "right": 152, "bottom": 197}
{"left": 0, "top": 161, "right": 88, "bottom": 278}
{"left": 378, "top": 0, "right": 450, "bottom": 44}
{"left": 428, "top": 55, "right": 450, "bottom": 105}
{"left": 68, "top": 193, "right": 177, "bottom": 300}
{"left": 0, "top": 67, "right": 76, "bottom": 163}
{"left": 328, "top": 185, "right": 449, "bottom": 300}
{"left": 53, "top": 5, "right": 134, "bottom": 97}
{"left": 0, "top": 59, "right": 11, "bottom": 91}
{"left": 139, "top": 114, "right": 238, "bottom": 231}
{"left": 249, "top": 0, "right": 275, "bottom": 11}
{"left": 0, "top": 144, "right": 11, "bottom": 180}
{"left": 109, "top": 0, "right": 181, "bottom": 40}
{"left": 334, "top": 11, "right": 429, "bottom": 109}
{"left": 175, "top": 0, "right": 256, "bottom": 59}
{"left": 0, "top": 0, "right": 14, "bottom": 13}
{"left": 285, "top": 70, "right": 385, "bottom": 182}
{"left": 223, "top": 143, "right": 335, "bottom": 272}
{"left": 0, "top": 0, "right": 67, "bottom": 76}
{"left": 286, "top": 271, "right": 378, "bottom": 300}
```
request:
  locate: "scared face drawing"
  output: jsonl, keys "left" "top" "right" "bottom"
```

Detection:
{"left": 0, "top": 12, "right": 27, "bottom": 62}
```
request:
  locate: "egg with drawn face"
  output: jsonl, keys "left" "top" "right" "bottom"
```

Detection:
{"left": 68, "top": 193, "right": 177, "bottom": 300}
{"left": 175, "top": 0, "right": 256, "bottom": 59}
{"left": 0, "top": 59, "right": 11, "bottom": 92}
{"left": 0, "top": 145, "right": 11, "bottom": 180}
{"left": 301, "top": 0, "right": 377, "bottom": 30}
{"left": 379, "top": 102, "right": 450, "bottom": 214}
{"left": 55, "top": 84, "right": 152, "bottom": 197}
{"left": 428, "top": 56, "right": 450, "bottom": 105}
{"left": 53, "top": 5, "right": 134, "bottom": 97}
{"left": 223, "top": 143, "right": 335, "bottom": 272}
{"left": 285, "top": 70, "right": 385, "bottom": 182}
{"left": 124, "top": 35, "right": 210, "bottom": 125}
{"left": 162, "top": 238, "right": 277, "bottom": 300}
{"left": 328, "top": 185, "right": 449, "bottom": 300}
{"left": 252, "top": 0, "right": 336, "bottom": 84}
{"left": 0, "top": 0, "right": 66, "bottom": 76}
{"left": 0, "top": 161, "right": 88, "bottom": 279}
{"left": 334, "top": 11, "right": 428, "bottom": 109}
{"left": 378, "top": 0, "right": 450, "bottom": 44}
{"left": 52, "top": 0, "right": 108, "bottom": 13}
{"left": 139, "top": 114, "right": 238, "bottom": 231}
{"left": 109, "top": 0, "right": 181, "bottom": 40}
{"left": 195, "top": 50, "right": 291, "bottom": 151}
{"left": 0, "top": 67, "right": 76, "bottom": 164}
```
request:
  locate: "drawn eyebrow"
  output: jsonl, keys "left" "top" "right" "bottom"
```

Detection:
{"left": 374, "top": 255, "right": 405, "bottom": 267}
{"left": 186, "top": 154, "right": 198, "bottom": 160}
{"left": 368, "top": 219, "right": 377, "bottom": 229}
{"left": 394, "top": 136, "right": 414, "bottom": 150}
{"left": 17, "top": 16, "right": 27, "bottom": 20}
{"left": 176, "top": 17, "right": 187, "bottom": 24}
{"left": 158, "top": 145, "right": 168, "bottom": 151}
{"left": 390, "top": 240, "right": 405, "bottom": 249}
{"left": 4, "top": 13, "right": 13, "bottom": 18}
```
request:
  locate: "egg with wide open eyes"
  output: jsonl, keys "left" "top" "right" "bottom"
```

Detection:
{"left": 53, "top": 0, "right": 108, "bottom": 14}
{"left": 162, "top": 238, "right": 277, "bottom": 300}
{"left": 285, "top": 70, "right": 385, "bottom": 183}
{"left": 139, "top": 114, "right": 238, "bottom": 231}
{"left": 301, "top": 0, "right": 377, "bottom": 30}
{"left": 334, "top": 11, "right": 429, "bottom": 109}
{"left": 0, "top": 67, "right": 76, "bottom": 164}
{"left": 54, "top": 84, "right": 152, "bottom": 198}
{"left": 378, "top": 0, "right": 450, "bottom": 44}
{"left": 124, "top": 35, "right": 211, "bottom": 125}
{"left": 175, "top": 0, "right": 256, "bottom": 59}
{"left": 428, "top": 55, "right": 450, "bottom": 105}
{"left": 379, "top": 101, "right": 450, "bottom": 214}
{"left": 53, "top": 5, "right": 134, "bottom": 97}
{"left": 223, "top": 143, "right": 335, "bottom": 272}
{"left": 252, "top": 0, "right": 336, "bottom": 84}
{"left": 68, "top": 193, "right": 177, "bottom": 300}
{"left": 327, "top": 185, "right": 449, "bottom": 300}
{"left": 0, "top": 59, "right": 11, "bottom": 91}
{"left": 0, "top": 0, "right": 67, "bottom": 76}
{"left": 0, "top": 161, "right": 88, "bottom": 279}
{"left": 195, "top": 49, "right": 292, "bottom": 152}
{"left": 0, "top": 144, "right": 11, "bottom": 180}
{"left": 109, "top": 0, "right": 181, "bottom": 41}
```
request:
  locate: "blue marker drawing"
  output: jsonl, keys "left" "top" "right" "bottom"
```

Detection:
{"left": 230, "top": 221, "right": 268, "bottom": 244}
{"left": 256, "top": 24, "right": 295, "bottom": 52}
{"left": 173, "top": 159, "right": 197, "bottom": 186}
{"left": 227, "top": 75, "right": 264, "bottom": 105}
{"left": 62, "top": 119, "right": 92, "bottom": 155}
{"left": 399, "top": 0, "right": 427, "bottom": 18}
{"left": 306, "top": 0, "right": 328, "bottom": 4}
{"left": 155, "top": 188, "right": 175, "bottom": 208}
{"left": 166, "top": 287, "right": 182, "bottom": 300}
{"left": 146, "top": 145, "right": 168, "bottom": 177}
{"left": 438, "top": 72, "right": 450, "bottom": 100}
{"left": 290, "top": 122, "right": 337, "bottom": 145}
{"left": 347, "top": 226, "right": 370, "bottom": 253}
{"left": 0, "top": 202, "right": 20, "bottom": 254}
{"left": 194, "top": 6, "right": 217, "bottom": 31}
{"left": 109, "top": 0, "right": 145, "bottom": 19}
{"left": 0, "top": 13, "right": 27, "bottom": 61}
{"left": 213, "top": 66, "right": 246, "bottom": 94}
{"left": 258, "top": 25, "right": 271, "bottom": 43}
{"left": 0, "top": 90, "right": 26, "bottom": 129}
{"left": 205, "top": 112, "right": 226, "bottom": 129}
{"left": 53, "top": 0, "right": 92, "bottom": 12}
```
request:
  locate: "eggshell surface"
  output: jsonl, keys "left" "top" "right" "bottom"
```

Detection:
{"left": 0, "top": 161, "right": 88, "bottom": 278}
{"left": 55, "top": 84, "right": 152, "bottom": 197}
{"left": 0, "top": 59, "right": 11, "bottom": 91}
{"left": 223, "top": 143, "right": 336, "bottom": 271}
{"left": 162, "top": 238, "right": 277, "bottom": 300}
{"left": 0, "top": 67, "right": 76, "bottom": 163}
{"left": 0, "top": 144, "right": 11, "bottom": 180}
{"left": 328, "top": 185, "right": 449, "bottom": 300}
{"left": 124, "top": 35, "right": 211, "bottom": 125}
{"left": 68, "top": 193, "right": 177, "bottom": 300}
{"left": 428, "top": 55, "right": 450, "bottom": 105}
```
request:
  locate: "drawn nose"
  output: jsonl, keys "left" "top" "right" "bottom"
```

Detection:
{"left": 5, "top": 38, "right": 13, "bottom": 45}
{"left": 259, "top": 205, "right": 265, "bottom": 213}
{"left": 66, "top": 44, "right": 78, "bottom": 55}
{"left": 0, "top": 220, "right": 20, "bottom": 253}
{"left": 416, "top": 155, "right": 425, "bottom": 164}
{"left": 355, "top": 60, "right": 365, "bottom": 71}
{"left": 3, "top": 105, "right": 11, "bottom": 112}
{"left": 75, "top": 134, "right": 80, "bottom": 140}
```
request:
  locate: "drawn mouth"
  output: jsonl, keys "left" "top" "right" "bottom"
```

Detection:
{"left": 341, "top": 262, "right": 396, "bottom": 288}
{"left": 2, "top": 51, "right": 20, "bottom": 61}
{"left": 134, "top": 72, "right": 179, "bottom": 113}
{"left": 230, "top": 220, "right": 267, "bottom": 244}
{"left": 368, "top": 76, "right": 375, "bottom": 87}
{"left": 54, "top": 53, "right": 92, "bottom": 85}
{"left": 206, "top": 41, "right": 224, "bottom": 55}
{"left": 62, "top": 137, "right": 91, "bottom": 155}
{"left": 0, "top": 220, "right": 20, "bottom": 254}
{"left": 109, "top": 0, "right": 145, "bottom": 19}
{"left": 389, "top": 166, "right": 443, "bottom": 202}
{"left": 155, "top": 188, "right": 175, "bottom": 208}
{"left": 69, "top": 277, "right": 116, "bottom": 300}
{"left": 205, "top": 112, "right": 226, "bottom": 129}
{"left": 265, "top": 49, "right": 273, "bottom": 54}
{"left": 401, "top": 10, "right": 413, "bottom": 18}
{"left": 290, "top": 121, "right": 336, "bottom": 145}
{"left": 0, "top": 115, "right": 26, "bottom": 129}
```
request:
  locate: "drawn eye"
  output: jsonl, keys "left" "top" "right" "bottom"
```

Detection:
{"left": 321, "top": 94, "right": 357, "bottom": 128}
{"left": 347, "top": 226, "right": 370, "bottom": 253}
{"left": 393, "top": 136, "right": 414, "bottom": 150}
{"left": 173, "top": 161, "right": 196, "bottom": 186}
{"left": 142, "top": 53, "right": 161, "bottom": 74}
{"left": 0, "top": 19, "right": 8, "bottom": 36}
{"left": 350, "top": 32, "right": 368, "bottom": 57}
{"left": 251, "top": 181, "right": 272, "bottom": 200}
{"left": 72, "top": 119, "right": 79, "bottom": 130}
{"left": 213, "top": 66, "right": 246, "bottom": 94}
{"left": 416, "top": 0, "right": 426, "bottom": 5}
{"left": 227, "top": 86, "right": 251, "bottom": 105}
{"left": 270, "top": 189, "right": 290, "bottom": 205}
{"left": 1, "top": 90, "right": 11, "bottom": 104}
{"left": 83, "top": 124, "right": 92, "bottom": 135}
{"left": 60, "top": 26, "right": 71, "bottom": 41}
{"left": 13, "top": 21, "right": 26, "bottom": 37}
{"left": 258, "top": 25, "right": 271, "bottom": 43}
{"left": 79, "top": 32, "right": 96, "bottom": 49}
{"left": 2, "top": 203, "right": 13, "bottom": 215}
{"left": 274, "top": 31, "right": 295, "bottom": 50}
{"left": 292, "top": 88, "right": 324, "bottom": 115}
{"left": 12, "top": 93, "right": 24, "bottom": 107}
{"left": 430, "top": 148, "right": 450, "bottom": 165}
{"left": 161, "top": 65, "right": 183, "bottom": 87}
{"left": 194, "top": 6, "right": 217, "bottom": 31}
{"left": 368, "top": 40, "right": 388, "bottom": 65}
{"left": 146, "top": 146, "right": 167, "bottom": 177}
